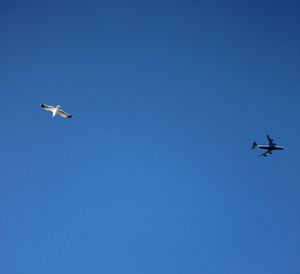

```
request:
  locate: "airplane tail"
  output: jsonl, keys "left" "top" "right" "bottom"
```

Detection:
{"left": 251, "top": 141, "right": 257, "bottom": 149}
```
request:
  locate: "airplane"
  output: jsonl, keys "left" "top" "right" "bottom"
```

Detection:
{"left": 251, "top": 135, "right": 284, "bottom": 157}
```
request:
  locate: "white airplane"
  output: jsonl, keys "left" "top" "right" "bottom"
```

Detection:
{"left": 251, "top": 135, "right": 284, "bottom": 157}
{"left": 40, "top": 104, "right": 72, "bottom": 118}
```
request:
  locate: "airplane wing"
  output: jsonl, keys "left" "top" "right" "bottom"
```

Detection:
{"left": 259, "top": 150, "right": 272, "bottom": 157}
{"left": 267, "top": 135, "right": 276, "bottom": 147}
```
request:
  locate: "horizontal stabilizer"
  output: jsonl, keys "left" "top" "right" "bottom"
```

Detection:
{"left": 251, "top": 141, "right": 257, "bottom": 149}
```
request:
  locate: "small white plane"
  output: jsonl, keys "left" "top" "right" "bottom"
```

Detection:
{"left": 251, "top": 135, "right": 284, "bottom": 157}
{"left": 40, "top": 104, "right": 72, "bottom": 118}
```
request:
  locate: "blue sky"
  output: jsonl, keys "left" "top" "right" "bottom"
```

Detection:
{"left": 1, "top": 1, "right": 299, "bottom": 273}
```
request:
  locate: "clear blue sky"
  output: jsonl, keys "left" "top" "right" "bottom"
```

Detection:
{"left": 1, "top": 1, "right": 299, "bottom": 273}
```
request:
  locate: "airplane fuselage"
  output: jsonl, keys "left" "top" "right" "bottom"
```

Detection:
{"left": 257, "top": 145, "right": 284, "bottom": 151}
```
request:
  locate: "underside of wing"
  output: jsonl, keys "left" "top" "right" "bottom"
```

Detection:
{"left": 259, "top": 152, "right": 268, "bottom": 157}
{"left": 58, "top": 109, "right": 72, "bottom": 118}
{"left": 41, "top": 103, "right": 54, "bottom": 112}
{"left": 267, "top": 134, "right": 276, "bottom": 147}
{"left": 259, "top": 150, "right": 272, "bottom": 157}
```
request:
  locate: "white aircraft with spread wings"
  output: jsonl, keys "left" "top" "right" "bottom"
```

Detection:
{"left": 251, "top": 135, "right": 284, "bottom": 157}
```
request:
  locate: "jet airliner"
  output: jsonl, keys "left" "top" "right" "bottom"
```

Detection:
{"left": 251, "top": 135, "right": 284, "bottom": 157}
